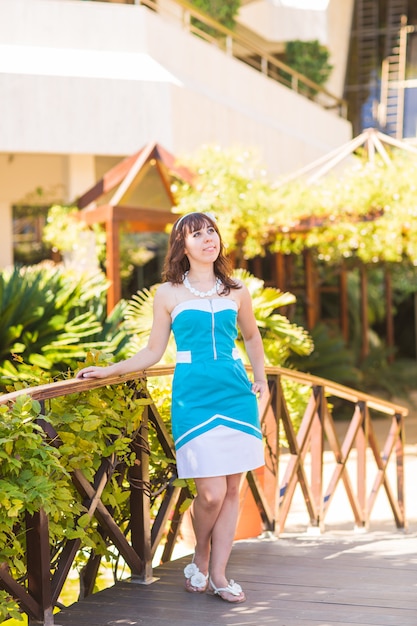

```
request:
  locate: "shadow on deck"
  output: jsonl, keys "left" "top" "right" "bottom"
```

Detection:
{"left": 55, "top": 527, "right": 417, "bottom": 626}
{"left": 56, "top": 411, "right": 417, "bottom": 626}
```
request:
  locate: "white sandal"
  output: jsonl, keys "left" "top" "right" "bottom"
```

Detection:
{"left": 208, "top": 576, "right": 246, "bottom": 603}
{"left": 184, "top": 561, "right": 209, "bottom": 593}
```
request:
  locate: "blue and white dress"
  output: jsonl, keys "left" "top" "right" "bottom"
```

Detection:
{"left": 170, "top": 298, "right": 264, "bottom": 478}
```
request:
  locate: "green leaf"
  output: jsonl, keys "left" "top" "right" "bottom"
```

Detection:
{"left": 77, "top": 513, "right": 91, "bottom": 529}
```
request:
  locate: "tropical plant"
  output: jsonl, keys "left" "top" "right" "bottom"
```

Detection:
{"left": 233, "top": 269, "right": 313, "bottom": 364}
{"left": 0, "top": 264, "right": 127, "bottom": 387}
{"left": 290, "top": 323, "right": 360, "bottom": 387}
{"left": 359, "top": 347, "right": 417, "bottom": 398}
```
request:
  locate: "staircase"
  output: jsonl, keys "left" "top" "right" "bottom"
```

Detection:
{"left": 378, "top": 0, "right": 408, "bottom": 137}
{"left": 355, "top": 0, "right": 379, "bottom": 122}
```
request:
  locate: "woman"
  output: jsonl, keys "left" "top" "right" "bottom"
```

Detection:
{"left": 77, "top": 212, "right": 267, "bottom": 603}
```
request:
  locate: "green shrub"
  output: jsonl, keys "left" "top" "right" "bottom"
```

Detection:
{"left": 284, "top": 39, "right": 333, "bottom": 94}
{"left": 189, "top": 0, "right": 241, "bottom": 37}
{"left": 0, "top": 355, "right": 153, "bottom": 622}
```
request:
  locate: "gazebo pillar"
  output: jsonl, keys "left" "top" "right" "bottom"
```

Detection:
{"left": 360, "top": 264, "right": 369, "bottom": 360}
{"left": 274, "top": 252, "right": 286, "bottom": 291}
{"left": 385, "top": 267, "right": 394, "bottom": 363}
{"left": 340, "top": 263, "right": 349, "bottom": 343}
{"left": 106, "top": 209, "right": 121, "bottom": 314}
{"left": 304, "top": 249, "right": 319, "bottom": 329}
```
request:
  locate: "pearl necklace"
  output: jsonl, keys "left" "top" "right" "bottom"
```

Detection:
{"left": 183, "top": 271, "right": 222, "bottom": 298}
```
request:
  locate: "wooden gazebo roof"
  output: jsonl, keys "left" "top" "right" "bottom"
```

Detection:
{"left": 77, "top": 142, "right": 194, "bottom": 312}
{"left": 281, "top": 127, "right": 417, "bottom": 185}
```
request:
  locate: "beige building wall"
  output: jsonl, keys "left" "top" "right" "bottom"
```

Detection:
{"left": 236, "top": 0, "right": 355, "bottom": 100}
{"left": 0, "top": 0, "right": 352, "bottom": 268}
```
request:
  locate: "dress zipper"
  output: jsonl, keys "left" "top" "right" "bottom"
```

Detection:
{"left": 210, "top": 300, "right": 217, "bottom": 360}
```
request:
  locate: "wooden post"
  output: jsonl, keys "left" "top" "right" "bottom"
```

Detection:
{"left": 304, "top": 249, "right": 318, "bottom": 330}
{"left": 360, "top": 265, "right": 369, "bottom": 360}
{"left": 26, "top": 510, "right": 54, "bottom": 626}
{"left": 310, "top": 386, "right": 324, "bottom": 530}
{"left": 356, "top": 402, "right": 368, "bottom": 524}
{"left": 252, "top": 256, "right": 262, "bottom": 278}
{"left": 384, "top": 267, "right": 394, "bottom": 363}
{"left": 274, "top": 253, "right": 286, "bottom": 290}
{"left": 106, "top": 210, "right": 121, "bottom": 315}
{"left": 339, "top": 263, "right": 349, "bottom": 343}
{"left": 395, "top": 413, "right": 406, "bottom": 526}
{"left": 129, "top": 405, "right": 154, "bottom": 583}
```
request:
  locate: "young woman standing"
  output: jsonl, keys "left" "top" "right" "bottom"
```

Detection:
{"left": 77, "top": 212, "right": 266, "bottom": 603}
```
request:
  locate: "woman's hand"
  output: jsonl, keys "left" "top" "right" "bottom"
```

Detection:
{"left": 252, "top": 379, "right": 268, "bottom": 398}
{"left": 76, "top": 364, "right": 116, "bottom": 380}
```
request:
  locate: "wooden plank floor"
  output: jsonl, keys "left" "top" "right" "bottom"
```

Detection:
{"left": 55, "top": 528, "right": 417, "bottom": 626}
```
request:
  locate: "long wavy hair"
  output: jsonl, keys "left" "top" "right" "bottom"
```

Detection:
{"left": 162, "top": 212, "right": 240, "bottom": 295}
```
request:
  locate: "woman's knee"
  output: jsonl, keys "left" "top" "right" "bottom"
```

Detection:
{"left": 225, "top": 473, "right": 241, "bottom": 499}
{"left": 195, "top": 478, "right": 227, "bottom": 510}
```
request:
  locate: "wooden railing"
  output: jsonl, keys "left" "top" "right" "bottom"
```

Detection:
{"left": 0, "top": 365, "right": 407, "bottom": 625}
{"left": 133, "top": 0, "right": 347, "bottom": 116}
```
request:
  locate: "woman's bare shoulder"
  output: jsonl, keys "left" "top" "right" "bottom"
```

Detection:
{"left": 154, "top": 282, "right": 183, "bottom": 312}
{"left": 232, "top": 278, "right": 249, "bottom": 298}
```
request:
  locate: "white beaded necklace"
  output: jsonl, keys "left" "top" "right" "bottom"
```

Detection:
{"left": 183, "top": 271, "right": 222, "bottom": 298}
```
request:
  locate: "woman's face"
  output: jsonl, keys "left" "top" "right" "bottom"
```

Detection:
{"left": 183, "top": 220, "right": 220, "bottom": 264}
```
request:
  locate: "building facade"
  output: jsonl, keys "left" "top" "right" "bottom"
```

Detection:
{"left": 0, "top": 0, "right": 353, "bottom": 268}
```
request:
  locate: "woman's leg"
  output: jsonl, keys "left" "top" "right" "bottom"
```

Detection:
{"left": 190, "top": 475, "right": 228, "bottom": 577}
{"left": 208, "top": 473, "right": 245, "bottom": 602}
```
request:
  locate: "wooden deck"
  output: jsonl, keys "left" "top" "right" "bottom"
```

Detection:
{"left": 55, "top": 528, "right": 417, "bottom": 626}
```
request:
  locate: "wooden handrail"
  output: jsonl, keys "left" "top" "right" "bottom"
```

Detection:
{"left": 263, "top": 365, "right": 409, "bottom": 416}
{"left": 1, "top": 363, "right": 407, "bottom": 417}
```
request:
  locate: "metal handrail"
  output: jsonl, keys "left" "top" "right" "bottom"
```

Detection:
{"left": 133, "top": 0, "right": 346, "bottom": 116}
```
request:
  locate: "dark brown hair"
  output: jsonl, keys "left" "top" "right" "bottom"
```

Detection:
{"left": 162, "top": 212, "right": 240, "bottom": 295}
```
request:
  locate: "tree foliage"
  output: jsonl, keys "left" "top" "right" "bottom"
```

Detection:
{"left": 172, "top": 145, "right": 274, "bottom": 259}
{"left": 173, "top": 146, "right": 417, "bottom": 267}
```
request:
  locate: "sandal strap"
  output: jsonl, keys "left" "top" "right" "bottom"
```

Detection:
{"left": 210, "top": 577, "right": 243, "bottom": 596}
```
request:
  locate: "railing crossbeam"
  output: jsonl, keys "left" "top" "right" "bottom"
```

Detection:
{"left": 160, "top": 488, "right": 190, "bottom": 564}
{"left": 72, "top": 470, "right": 144, "bottom": 574}
{"left": 322, "top": 402, "right": 364, "bottom": 527}
{"left": 246, "top": 470, "right": 274, "bottom": 531}
{"left": 151, "top": 484, "right": 181, "bottom": 558}
{"left": 0, "top": 562, "right": 43, "bottom": 620}
{"left": 277, "top": 391, "right": 319, "bottom": 530}
{"left": 367, "top": 413, "right": 406, "bottom": 528}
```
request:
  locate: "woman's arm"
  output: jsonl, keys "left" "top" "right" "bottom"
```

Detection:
{"left": 236, "top": 283, "right": 268, "bottom": 398}
{"left": 76, "top": 286, "right": 172, "bottom": 379}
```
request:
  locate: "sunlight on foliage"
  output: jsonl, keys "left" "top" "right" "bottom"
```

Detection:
{"left": 173, "top": 147, "right": 417, "bottom": 266}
